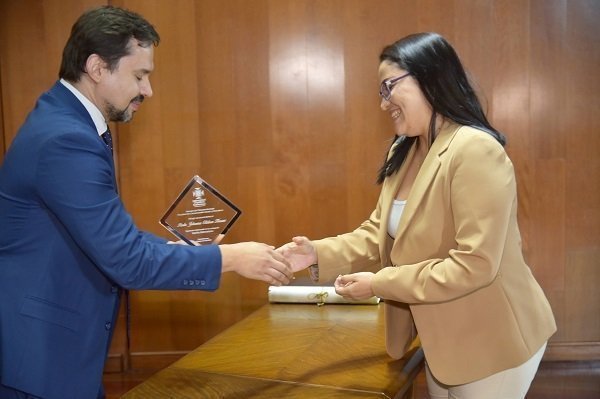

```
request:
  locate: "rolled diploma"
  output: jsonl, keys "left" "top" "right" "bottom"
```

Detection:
{"left": 268, "top": 285, "right": 380, "bottom": 305}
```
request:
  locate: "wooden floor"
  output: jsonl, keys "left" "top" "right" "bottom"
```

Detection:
{"left": 104, "top": 360, "right": 600, "bottom": 398}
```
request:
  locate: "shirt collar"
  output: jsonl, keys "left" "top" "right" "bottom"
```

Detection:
{"left": 60, "top": 78, "right": 108, "bottom": 136}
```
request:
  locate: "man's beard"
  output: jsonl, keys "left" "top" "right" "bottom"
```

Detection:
{"left": 106, "top": 95, "right": 144, "bottom": 123}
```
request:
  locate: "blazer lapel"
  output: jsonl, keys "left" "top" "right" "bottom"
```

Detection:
{"left": 377, "top": 141, "right": 416, "bottom": 266}
{"left": 392, "top": 123, "right": 460, "bottom": 245}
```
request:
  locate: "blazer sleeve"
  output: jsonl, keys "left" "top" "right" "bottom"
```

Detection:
{"left": 311, "top": 140, "right": 402, "bottom": 283}
{"left": 372, "top": 132, "right": 515, "bottom": 303}
{"left": 312, "top": 193, "right": 383, "bottom": 283}
{"left": 36, "top": 128, "right": 221, "bottom": 290}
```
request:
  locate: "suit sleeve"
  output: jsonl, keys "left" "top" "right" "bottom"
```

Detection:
{"left": 138, "top": 230, "right": 169, "bottom": 244}
{"left": 372, "top": 133, "right": 515, "bottom": 303}
{"left": 36, "top": 130, "right": 221, "bottom": 290}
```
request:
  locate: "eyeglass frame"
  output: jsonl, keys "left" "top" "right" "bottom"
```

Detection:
{"left": 379, "top": 72, "right": 411, "bottom": 101}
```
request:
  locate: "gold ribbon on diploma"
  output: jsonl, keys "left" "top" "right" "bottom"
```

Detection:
{"left": 308, "top": 291, "right": 329, "bottom": 306}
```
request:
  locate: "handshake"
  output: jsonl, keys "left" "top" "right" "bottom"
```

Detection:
{"left": 219, "top": 236, "right": 375, "bottom": 301}
{"left": 219, "top": 236, "right": 316, "bottom": 286}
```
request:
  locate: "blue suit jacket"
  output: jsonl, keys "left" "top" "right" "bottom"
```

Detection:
{"left": 0, "top": 82, "right": 222, "bottom": 399}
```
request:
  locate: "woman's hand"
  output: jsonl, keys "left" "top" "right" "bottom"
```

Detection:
{"left": 334, "top": 272, "right": 375, "bottom": 300}
{"left": 276, "top": 236, "right": 318, "bottom": 273}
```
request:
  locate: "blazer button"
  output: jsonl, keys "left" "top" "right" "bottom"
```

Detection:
{"left": 200, "top": 280, "right": 206, "bottom": 286}
{"left": 105, "top": 322, "right": 112, "bottom": 330}
{"left": 183, "top": 279, "right": 189, "bottom": 285}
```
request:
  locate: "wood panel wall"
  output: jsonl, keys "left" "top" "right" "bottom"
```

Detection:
{"left": 1, "top": 0, "right": 598, "bottom": 373}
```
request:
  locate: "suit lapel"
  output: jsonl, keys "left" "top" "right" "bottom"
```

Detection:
{"left": 52, "top": 81, "right": 119, "bottom": 192}
{"left": 52, "top": 82, "right": 97, "bottom": 131}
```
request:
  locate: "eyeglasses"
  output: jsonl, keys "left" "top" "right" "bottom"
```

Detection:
{"left": 379, "top": 73, "right": 410, "bottom": 101}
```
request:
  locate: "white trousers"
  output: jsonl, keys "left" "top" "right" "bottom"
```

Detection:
{"left": 426, "top": 342, "right": 547, "bottom": 399}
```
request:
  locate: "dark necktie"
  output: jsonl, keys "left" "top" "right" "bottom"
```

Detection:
{"left": 101, "top": 129, "right": 113, "bottom": 155}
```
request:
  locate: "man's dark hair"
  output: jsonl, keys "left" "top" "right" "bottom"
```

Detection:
{"left": 59, "top": 6, "right": 160, "bottom": 82}
{"left": 377, "top": 32, "right": 505, "bottom": 184}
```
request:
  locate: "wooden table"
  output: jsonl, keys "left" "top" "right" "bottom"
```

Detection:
{"left": 122, "top": 303, "right": 423, "bottom": 398}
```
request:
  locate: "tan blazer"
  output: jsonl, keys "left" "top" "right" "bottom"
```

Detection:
{"left": 313, "top": 123, "right": 556, "bottom": 385}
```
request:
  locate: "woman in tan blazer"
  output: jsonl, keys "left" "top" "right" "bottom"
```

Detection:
{"left": 279, "top": 32, "right": 556, "bottom": 398}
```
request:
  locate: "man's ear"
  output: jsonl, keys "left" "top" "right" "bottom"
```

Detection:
{"left": 85, "top": 54, "right": 107, "bottom": 83}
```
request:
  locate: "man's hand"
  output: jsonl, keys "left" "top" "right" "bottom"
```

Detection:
{"left": 219, "top": 242, "right": 293, "bottom": 286}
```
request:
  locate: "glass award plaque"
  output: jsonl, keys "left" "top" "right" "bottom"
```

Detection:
{"left": 159, "top": 175, "right": 241, "bottom": 245}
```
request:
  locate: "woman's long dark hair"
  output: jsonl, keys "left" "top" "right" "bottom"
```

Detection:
{"left": 376, "top": 32, "right": 505, "bottom": 184}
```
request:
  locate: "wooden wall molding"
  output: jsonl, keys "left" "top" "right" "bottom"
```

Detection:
{"left": 545, "top": 342, "right": 600, "bottom": 362}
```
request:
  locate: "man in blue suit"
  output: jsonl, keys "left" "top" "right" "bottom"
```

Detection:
{"left": 0, "top": 6, "right": 292, "bottom": 399}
